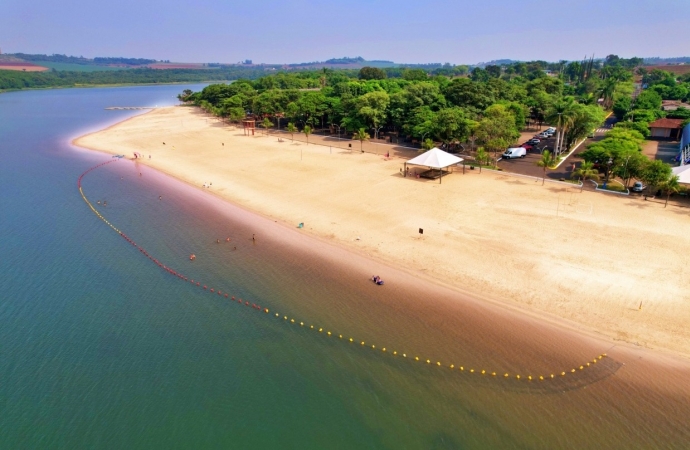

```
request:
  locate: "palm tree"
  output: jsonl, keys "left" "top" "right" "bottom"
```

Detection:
{"left": 353, "top": 128, "right": 369, "bottom": 153}
{"left": 536, "top": 150, "right": 556, "bottom": 185}
{"left": 303, "top": 125, "right": 312, "bottom": 145}
{"left": 659, "top": 175, "right": 682, "bottom": 208}
{"left": 286, "top": 122, "right": 297, "bottom": 141}
{"left": 599, "top": 78, "right": 617, "bottom": 109}
{"left": 546, "top": 98, "right": 577, "bottom": 157}
{"left": 571, "top": 161, "right": 599, "bottom": 191}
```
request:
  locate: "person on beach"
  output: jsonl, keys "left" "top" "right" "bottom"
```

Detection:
{"left": 252, "top": 234, "right": 256, "bottom": 242}
{"left": 159, "top": 196, "right": 162, "bottom": 200}
{"left": 217, "top": 239, "right": 220, "bottom": 244}
{"left": 226, "top": 237, "right": 230, "bottom": 242}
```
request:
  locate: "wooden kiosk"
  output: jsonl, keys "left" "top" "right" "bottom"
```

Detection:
{"left": 242, "top": 119, "right": 256, "bottom": 136}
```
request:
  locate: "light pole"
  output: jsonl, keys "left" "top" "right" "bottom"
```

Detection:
{"left": 623, "top": 154, "right": 631, "bottom": 187}
{"left": 372, "top": 125, "right": 383, "bottom": 141}
{"left": 421, "top": 131, "right": 429, "bottom": 150}
{"left": 333, "top": 124, "right": 342, "bottom": 140}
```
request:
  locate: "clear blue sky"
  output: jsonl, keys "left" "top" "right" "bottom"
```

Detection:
{"left": 3, "top": 0, "right": 689, "bottom": 64}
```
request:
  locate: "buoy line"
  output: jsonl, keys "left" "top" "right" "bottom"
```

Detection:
{"left": 78, "top": 160, "right": 609, "bottom": 383}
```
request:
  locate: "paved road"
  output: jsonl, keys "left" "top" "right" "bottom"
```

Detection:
{"left": 497, "top": 116, "right": 616, "bottom": 182}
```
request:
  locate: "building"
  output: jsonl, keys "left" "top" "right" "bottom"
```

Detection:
{"left": 679, "top": 123, "right": 690, "bottom": 165}
{"left": 648, "top": 118, "right": 685, "bottom": 139}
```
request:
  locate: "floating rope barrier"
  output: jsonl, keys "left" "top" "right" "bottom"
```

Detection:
{"left": 78, "top": 160, "right": 611, "bottom": 384}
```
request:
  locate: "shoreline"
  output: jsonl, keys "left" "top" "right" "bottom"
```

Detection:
{"left": 73, "top": 106, "right": 690, "bottom": 362}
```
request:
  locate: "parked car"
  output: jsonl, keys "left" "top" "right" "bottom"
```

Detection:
{"left": 527, "top": 138, "right": 540, "bottom": 145}
{"left": 502, "top": 147, "right": 527, "bottom": 159}
{"left": 538, "top": 132, "right": 550, "bottom": 138}
{"left": 631, "top": 181, "right": 647, "bottom": 192}
{"left": 520, "top": 143, "right": 534, "bottom": 150}
{"left": 546, "top": 127, "right": 556, "bottom": 133}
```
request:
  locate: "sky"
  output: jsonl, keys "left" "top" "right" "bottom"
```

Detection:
{"left": 3, "top": 0, "right": 690, "bottom": 64}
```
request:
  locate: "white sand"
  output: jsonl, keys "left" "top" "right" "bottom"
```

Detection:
{"left": 75, "top": 107, "right": 690, "bottom": 358}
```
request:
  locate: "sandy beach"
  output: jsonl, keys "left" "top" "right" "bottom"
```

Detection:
{"left": 75, "top": 106, "right": 690, "bottom": 358}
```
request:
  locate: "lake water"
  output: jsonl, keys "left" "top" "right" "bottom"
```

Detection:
{"left": 1, "top": 85, "right": 689, "bottom": 449}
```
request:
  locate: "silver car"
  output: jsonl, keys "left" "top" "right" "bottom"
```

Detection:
{"left": 632, "top": 181, "right": 646, "bottom": 192}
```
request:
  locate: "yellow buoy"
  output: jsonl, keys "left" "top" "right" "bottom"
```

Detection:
{"left": 586, "top": 363, "right": 590, "bottom": 367}
{"left": 310, "top": 325, "right": 314, "bottom": 329}
{"left": 403, "top": 354, "right": 407, "bottom": 358}
{"left": 415, "top": 356, "right": 419, "bottom": 361}
{"left": 426, "top": 360, "right": 430, "bottom": 364}
{"left": 550, "top": 374, "right": 554, "bottom": 378}
{"left": 539, "top": 376, "right": 544, "bottom": 381}
{"left": 290, "top": 319, "right": 294, "bottom": 323}
{"left": 436, "top": 362, "right": 441, "bottom": 366}
{"left": 492, "top": 372, "right": 496, "bottom": 376}
{"left": 349, "top": 338, "right": 353, "bottom": 342}
{"left": 275, "top": 313, "right": 279, "bottom": 317}
{"left": 528, "top": 376, "right": 532, "bottom": 381}
{"left": 300, "top": 322, "right": 304, "bottom": 326}
{"left": 393, "top": 351, "right": 397, "bottom": 356}
{"left": 450, "top": 364, "right": 454, "bottom": 369}
{"left": 339, "top": 335, "right": 342, "bottom": 339}
{"left": 284, "top": 316, "right": 287, "bottom": 320}
{"left": 318, "top": 328, "right": 323, "bottom": 332}
{"left": 371, "top": 345, "right": 375, "bottom": 349}
{"left": 516, "top": 375, "right": 521, "bottom": 379}
{"left": 561, "top": 372, "right": 566, "bottom": 376}
{"left": 460, "top": 366, "right": 464, "bottom": 371}
{"left": 361, "top": 342, "right": 365, "bottom": 346}
{"left": 571, "top": 369, "right": 576, "bottom": 373}
{"left": 327, "top": 331, "right": 331, "bottom": 336}
{"left": 470, "top": 369, "right": 474, "bottom": 373}
{"left": 579, "top": 366, "right": 584, "bottom": 370}
{"left": 481, "top": 370, "right": 486, "bottom": 375}
{"left": 504, "top": 373, "right": 509, "bottom": 377}
{"left": 382, "top": 348, "right": 386, "bottom": 352}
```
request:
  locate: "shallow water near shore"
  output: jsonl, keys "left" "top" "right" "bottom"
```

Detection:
{"left": 1, "top": 85, "right": 689, "bottom": 449}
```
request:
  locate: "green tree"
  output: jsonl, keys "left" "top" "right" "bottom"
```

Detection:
{"left": 359, "top": 67, "right": 387, "bottom": 80}
{"left": 546, "top": 97, "right": 577, "bottom": 156}
{"left": 475, "top": 147, "right": 489, "bottom": 173}
{"left": 640, "top": 159, "right": 672, "bottom": 192}
{"left": 658, "top": 175, "right": 682, "bottom": 207}
{"left": 353, "top": 128, "right": 370, "bottom": 153}
{"left": 286, "top": 122, "right": 297, "bottom": 141}
{"left": 571, "top": 161, "right": 599, "bottom": 190}
{"left": 261, "top": 117, "right": 273, "bottom": 135}
{"left": 536, "top": 150, "right": 557, "bottom": 185}
{"left": 421, "top": 138, "right": 435, "bottom": 150}
{"left": 303, "top": 125, "right": 312, "bottom": 145}
{"left": 476, "top": 104, "right": 520, "bottom": 163}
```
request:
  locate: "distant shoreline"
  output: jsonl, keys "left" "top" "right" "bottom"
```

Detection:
{"left": 0, "top": 79, "right": 229, "bottom": 94}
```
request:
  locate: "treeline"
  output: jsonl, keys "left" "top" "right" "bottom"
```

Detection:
{"left": 187, "top": 61, "right": 612, "bottom": 158}
{"left": 9, "top": 53, "right": 91, "bottom": 64}
{"left": 0, "top": 66, "right": 276, "bottom": 91}
{"left": 93, "top": 57, "right": 157, "bottom": 65}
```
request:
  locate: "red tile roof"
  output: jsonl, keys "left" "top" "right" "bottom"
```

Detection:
{"left": 649, "top": 118, "right": 685, "bottom": 129}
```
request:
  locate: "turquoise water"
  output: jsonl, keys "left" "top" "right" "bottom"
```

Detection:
{"left": 1, "top": 86, "right": 689, "bottom": 449}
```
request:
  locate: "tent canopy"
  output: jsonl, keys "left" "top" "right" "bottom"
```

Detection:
{"left": 672, "top": 165, "right": 690, "bottom": 184}
{"left": 406, "top": 147, "right": 463, "bottom": 168}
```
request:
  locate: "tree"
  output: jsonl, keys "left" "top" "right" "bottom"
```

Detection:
{"left": 402, "top": 69, "right": 428, "bottom": 81}
{"left": 571, "top": 161, "right": 599, "bottom": 190}
{"left": 475, "top": 104, "right": 520, "bottom": 164}
{"left": 359, "top": 66, "right": 387, "bottom": 80}
{"left": 434, "top": 107, "right": 471, "bottom": 145}
{"left": 536, "top": 150, "right": 556, "bottom": 185}
{"left": 658, "top": 175, "right": 682, "bottom": 207}
{"left": 355, "top": 91, "right": 390, "bottom": 136}
{"left": 261, "top": 117, "right": 273, "bottom": 135}
{"left": 286, "top": 122, "right": 297, "bottom": 141}
{"left": 303, "top": 125, "right": 312, "bottom": 145}
{"left": 353, "top": 128, "right": 370, "bottom": 153}
{"left": 640, "top": 159, "right": 672, "bottom": 193}
{"left": 422, "top": 138, "right": 435, "bottom": 150}
{"left": 546, "top": 97, "right": 577, "bottom": 156}
{"left": 475, "top": 147, "right": 489, "bottom": 173}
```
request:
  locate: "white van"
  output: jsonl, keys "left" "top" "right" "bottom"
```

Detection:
{"left": 502, "top": 147, "right": 526, "bottom": 159}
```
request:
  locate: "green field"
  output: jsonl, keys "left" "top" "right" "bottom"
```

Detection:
{"left": 38, "top": 62, "right": 127, "bottom": 72}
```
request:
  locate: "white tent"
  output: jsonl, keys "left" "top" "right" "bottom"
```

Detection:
{"left": 404, "top": 148, "right": 464, "bottom": 184}
{"left": 671, "top": 165, "right": 690, "bottom": 184}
